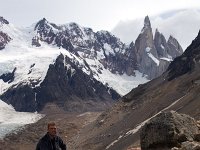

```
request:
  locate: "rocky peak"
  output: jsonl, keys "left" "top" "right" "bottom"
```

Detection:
{"left": 136, "top": 16, "right": 155, "bottom": 54}
{"left": 34, "top": 18, "right": 59, "bottom": 34}
{"left": 34, "top": 18, "right": 48, "bottom": 30}
{"left": 143, "top": 15, "right": 151, "bottom": 29}
{"left": 167, "top": 35, "right": 183, "bottom": 59}
{"left": 33, "top": 18, "right": 60, "bottom": 46}
{"left": 167, "top": 30, "right": 200, "bottom": 81}
{"left": 154, "top": 28, "right": 169, "bottom": 58}
{"left": 135, "top": 16, "right": 159, "bottom": 79}
{"left": 134, "top": 16, "right": 184, "bottom": 79}
{"left": 0, "top": 16, "right": 9, "bottom": 26}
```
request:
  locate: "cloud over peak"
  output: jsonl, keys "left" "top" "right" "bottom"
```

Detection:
{"left": 111, "top": 9, "right": 200, "bottom": 50}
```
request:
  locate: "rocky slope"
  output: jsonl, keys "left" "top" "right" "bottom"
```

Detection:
{"left": 71, "top": 30, "right": 200, "bottom": 150}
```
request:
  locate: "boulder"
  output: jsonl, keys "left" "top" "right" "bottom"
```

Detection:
{"left": 140, "top": 111, "right": 200, "bottom": 150}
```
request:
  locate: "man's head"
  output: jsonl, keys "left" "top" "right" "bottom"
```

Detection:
{"left": 47, "top": 122, "right": 57, "bottom": 137}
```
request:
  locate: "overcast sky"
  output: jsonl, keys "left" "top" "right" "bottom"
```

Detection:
{"left": 1, "top": 0, "right": 200, "bottom": 49}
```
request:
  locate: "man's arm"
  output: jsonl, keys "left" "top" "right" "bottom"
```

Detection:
{"left": 58, "top": 137, "right": 67, "bottom": 150}
{"left": 36, "top": 140, "right": 41, "bottom": 150}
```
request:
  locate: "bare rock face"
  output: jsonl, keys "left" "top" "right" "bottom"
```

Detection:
{"left": 167, "top": 35, "right": 183, "bottom": 59}
{"left": 154, "top": 29, "right": 169, "bottom": 58}
{"left": 140, "top": 111, "right": 200, "bottom": 150}
{"left": 135, "top": 16, "right": 183, "bottom": 79}
{"left": 135, "top": 16, "right": 159, "bottom": 79}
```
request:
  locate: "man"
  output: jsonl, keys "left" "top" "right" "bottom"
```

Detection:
{"left": 36, "top": 122, "right": 67, "bottom": 150}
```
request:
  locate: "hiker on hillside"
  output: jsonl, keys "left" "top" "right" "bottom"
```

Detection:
{"left": 36, "top": 122, "right": 67, "bottom": 150}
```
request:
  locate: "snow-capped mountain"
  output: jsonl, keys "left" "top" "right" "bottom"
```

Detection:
{"left": 0, "top": 16, "right": 182, "bottom": 112}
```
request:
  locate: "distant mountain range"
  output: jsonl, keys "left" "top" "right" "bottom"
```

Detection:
{"left": 0, "top": 16, "right": 183, "bottom": 112}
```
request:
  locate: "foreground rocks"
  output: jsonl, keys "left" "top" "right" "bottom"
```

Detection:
{"left": 140, "top": 111, "right": 200, "bottom": 150}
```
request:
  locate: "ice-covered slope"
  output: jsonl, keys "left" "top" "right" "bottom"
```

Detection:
{"left": 0, "top": 99, "right": 43, "bottom": 138}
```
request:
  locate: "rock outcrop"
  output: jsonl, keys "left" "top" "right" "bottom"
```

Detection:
{"left": 140, "top": 111, "right": 200, "bottom": 150}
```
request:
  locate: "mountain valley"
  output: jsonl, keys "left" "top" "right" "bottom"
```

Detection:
{"left": 0, "top": 14, "right": 193, "bottom": 150}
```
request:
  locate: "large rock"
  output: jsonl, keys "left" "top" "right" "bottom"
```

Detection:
{"left": 140, "top": 111, "right": 200, "bottom": 150}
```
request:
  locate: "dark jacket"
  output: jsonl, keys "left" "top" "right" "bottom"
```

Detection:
{"left": 36, "top": 133, "right": 66, "bottom": 150}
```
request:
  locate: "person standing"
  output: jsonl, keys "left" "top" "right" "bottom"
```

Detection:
{"left": 36, "top": 122, "right": 66, "bottom": 150}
